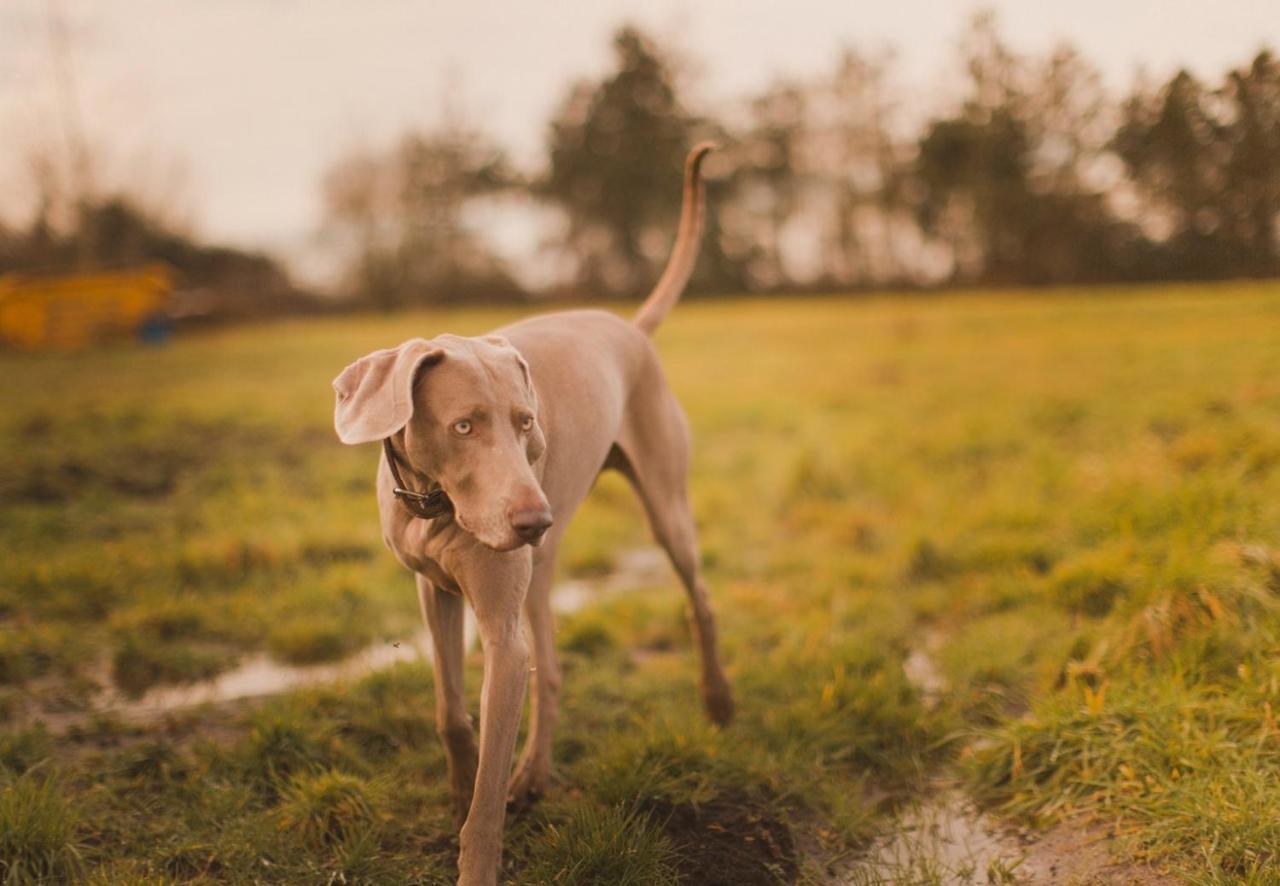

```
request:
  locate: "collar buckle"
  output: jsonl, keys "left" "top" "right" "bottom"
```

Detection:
{"left": 383, "top": 438, "right": 453, "bottom": 520}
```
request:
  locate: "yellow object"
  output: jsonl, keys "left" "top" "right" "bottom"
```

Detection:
{"left": 0, "top": 264, "right": 173, "bottom": 350}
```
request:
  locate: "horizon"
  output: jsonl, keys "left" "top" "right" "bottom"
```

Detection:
{"left": 2, "top": 0, "right": 1278, "bottom": 286}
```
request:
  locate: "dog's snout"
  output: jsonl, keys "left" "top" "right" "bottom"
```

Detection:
{"left": 509, "top": 506, "right": 553, "bottom": 544}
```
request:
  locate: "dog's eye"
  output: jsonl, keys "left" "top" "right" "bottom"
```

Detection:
{"left": 520, "top": 415, "right": 535, "bottom": 432}
{"left": 452, "top": 420, "right": 473, "bottom": 436}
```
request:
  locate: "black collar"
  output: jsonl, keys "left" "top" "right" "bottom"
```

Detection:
{"left": 382, "top": 438, "right": 453, "bottom": 520}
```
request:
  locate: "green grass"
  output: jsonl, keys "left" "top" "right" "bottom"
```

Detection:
{"left": 0, "top": 282, "right": 1278, "bottom": 880}
{"left": 0, "top": 772, "right": 86, "bottom": 884}
{"left": 517, "top": 803, "right": 680, "bottom": 886}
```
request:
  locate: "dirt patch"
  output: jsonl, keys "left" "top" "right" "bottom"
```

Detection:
{"left": 864, "top": 633, "right": 1178, "bottom": 885}
{"left": 852, "top": 786, "right": 1175, "bottom": 884}
{"left": 643, "top": 792, "right": 798, "bottom": 885}
{"left": 1015, "top": 821, "right": 1174, "bottom": 885}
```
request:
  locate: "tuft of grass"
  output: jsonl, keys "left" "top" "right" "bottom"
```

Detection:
{"left": 276, "top": 769, "right": 380, "bottom": 850}
{"left": 265, "top": 586, "right": 380, "bottom": 664}
{"left": 0, "top": 630, "right": 55, "bottom": 686}
{"left": 158, "top": 840, "right": 222, "bottom": 880}
{"left": 1049, "top": 547, "right": 1133, "bottom": 617}
{"left": 82, "top": 865, "right": 171, "bottom": 885}
{"left": 116, "top": 740, "right": 190, "bottom": 784}
{"left": 786, "top": 445, "right": 855, "bottom": 503}
{"left": 110, "top": 598, "right": 209, "bottom": 641}
{"left": 0, "top": 773, "right": 85, "bottom": 884}
{"left": 235, "top": 711, "right": 340, "bottom": 797}
{"left": 519, "top": 801, "right": 679, "bottom": 886}
{"left": 905, "top": 537, "right": 955, "bottom": 583}
{"left": 0, "top": 728, "right": 51, "bottom": 777}
{"left": 266, "top": 618, "right": 361, "bottom": 664}
{"left": 587, "top": 725, "right": 722, "bottom": 810}
{"left": 559, "top": 613, "right": 617, "bottom": 657}
{"left": 967, "top": 680, "right": 1280, "bottom": 880}
{"left": 111, "top": 635, "right": 234, "bottom": 697}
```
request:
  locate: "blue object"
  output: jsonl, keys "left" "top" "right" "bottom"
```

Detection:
{"left": 137, "top": 312, "right": 174, "bottom": 345}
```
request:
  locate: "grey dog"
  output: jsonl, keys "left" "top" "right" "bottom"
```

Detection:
{"left": 333, "top": 144, "right": 733, "bottom": 886}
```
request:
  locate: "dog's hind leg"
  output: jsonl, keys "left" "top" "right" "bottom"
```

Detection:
{"left": 418, "top": 573, "right": 478, "bottom": 826}
{"left": 614, "top": 395, "right": 735, "bottom": 725}
{"left": 508, "top": 532, "right": 563, "bottom": 807}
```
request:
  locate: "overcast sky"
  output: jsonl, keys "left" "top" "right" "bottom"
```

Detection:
{"left": 2, "top": 0, "right": 1277, "bottom": 280}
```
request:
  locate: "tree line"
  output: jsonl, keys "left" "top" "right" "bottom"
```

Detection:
{"left": 4, "top": 14, "right": 1278, "bottom": 308}
{"left": 324, "top": 16, "right": 1280, "bottom": 306}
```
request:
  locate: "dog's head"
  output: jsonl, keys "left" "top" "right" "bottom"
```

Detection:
{"left": 333, "top": 334, "right": 551, "bottom": 551}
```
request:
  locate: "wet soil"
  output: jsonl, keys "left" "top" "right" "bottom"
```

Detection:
{"left": 643, "top": 791, "right": 799, "bottom": 885}
{"left": 842, "top": 634, "right": 1177, "bottom": 884}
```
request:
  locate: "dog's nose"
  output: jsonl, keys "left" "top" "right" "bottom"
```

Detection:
{"left": 509, "top": 507, "right": 553, "bottom": 543}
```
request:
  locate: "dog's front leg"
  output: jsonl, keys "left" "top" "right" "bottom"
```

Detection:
{"left": 455, "top": 552, "right": 531, "bottom": 886}
{"left": 417, "top": 574, "right": 477, "bottom": 826}
{"left": 509, "top": 540, "right": 561, "bottom": 807}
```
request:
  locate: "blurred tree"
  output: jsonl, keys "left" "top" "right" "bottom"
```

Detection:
{"left": 1113, "top": 70, "right": 1230, "bottom": 277}
{"left": 0, "top": 191, "right": 290, "bottom": 299}
{"left": 915, "top": 14, "right": 1138, "bottom": 284}
{"left": 914, "top": 15, "right": 1036, "bottom": 282}
{"left": 1115, "top": 53, "right": 1280, "bottom": 278}
{"left": 0, "top": 131, "right": 292, "bottom": 313}
{"left": 716, "top": 50, "right": 913, "bottom": 292}
{"left": 543, "top": 26, "right": 696, "bottom": 296}
{"left": 321, "top": 119, "right": 521, "bottom": 308}
{"left": 736, "top": 80, "right": 808, "bottom": 288}
{"left": 815, "top": 49, "right": 908, "bottom": 286}
{"left": 1223, "top": 52, "right": 1280, "bottom": 274}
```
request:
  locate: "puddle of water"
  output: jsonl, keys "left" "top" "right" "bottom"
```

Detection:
{"left": 844, "top": 636, "right": 1174, "bottom": 885}
{"left": 61, "top": 545, "right": 673, "bottom": 725}
{"left": 101, "top": 628, "right": 447, "bottom": 722}
{"left": 551, "top": 546, "right": 670, "bottom": 614}
{"left": 849, "top": 791, "right": 1174, "bottom": 885}
{"left": 902, "top": 627, "right": 947, "bottom": 709}
{"left": 850, "top": 788, "right": 1031, "bottom": 884}
{"left": 849, "top": 638, "right": 1028, "bottom": 883}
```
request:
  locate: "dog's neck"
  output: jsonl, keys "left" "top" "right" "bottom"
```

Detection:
{"left": 382, "top": 436, "right": 453, "bottom": 520}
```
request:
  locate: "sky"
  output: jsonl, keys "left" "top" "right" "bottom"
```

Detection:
{"left": 2, "top": 0, "right": 1277, "bottom": 283}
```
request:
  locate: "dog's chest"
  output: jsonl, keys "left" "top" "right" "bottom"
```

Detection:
{"left": 384, "top": 517, "right": 464, "bottom": 594}
{"left": 415, "top": 554, "right": 461, "bottom": 594}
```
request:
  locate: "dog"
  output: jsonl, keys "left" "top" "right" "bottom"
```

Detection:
{"left": 332, "top": 144, "right": 733, "bottom": 886}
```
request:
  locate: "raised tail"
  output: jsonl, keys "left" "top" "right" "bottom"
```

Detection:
{"left": 633, "top": 142, "right": 715, "bottom": 336}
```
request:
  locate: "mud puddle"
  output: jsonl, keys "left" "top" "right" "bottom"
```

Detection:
{"left": 852, "top": 788, "right": 1171, "bottom": 884}
{"left": 48, "top": 547, "right": 672, "bottom": 727}
{"left": 840, "top": 635, "right": 1172, "bottom": 884}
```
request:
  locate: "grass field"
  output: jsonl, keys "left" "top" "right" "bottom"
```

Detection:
{"left": 2, "top": 283, "right": 1279, "bottom": 883}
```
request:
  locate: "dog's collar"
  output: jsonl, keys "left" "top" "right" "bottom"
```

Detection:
{"left": 382, "top": 438, "right": 453, "bottom": 520}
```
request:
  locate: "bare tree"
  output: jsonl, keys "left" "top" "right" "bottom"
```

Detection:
{"left": 321, "top": 117, "right": 519, "bottom": 309}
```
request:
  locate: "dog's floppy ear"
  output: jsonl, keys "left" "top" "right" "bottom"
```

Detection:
{"left": 333, "top": 338, "right": 443, "bottom": 444}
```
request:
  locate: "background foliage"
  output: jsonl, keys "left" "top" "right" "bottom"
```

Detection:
{"left": 4, "top": 14, "right": 1279, "bottom": 310}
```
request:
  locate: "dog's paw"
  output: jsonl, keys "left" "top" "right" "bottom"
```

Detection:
{"left": 704, "top": 685, "right": 736, "bottom": 726}
{"left": 506, "top": 762, "right": 551, "bottom": 811}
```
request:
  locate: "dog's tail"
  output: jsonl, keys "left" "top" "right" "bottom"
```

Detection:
{"left": 633, "top": 143, "right": 714, "bottom": 336}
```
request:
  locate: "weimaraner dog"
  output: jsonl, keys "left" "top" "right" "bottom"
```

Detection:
{"left": 333, "top": 144, "right": 733, "bottom": 886}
